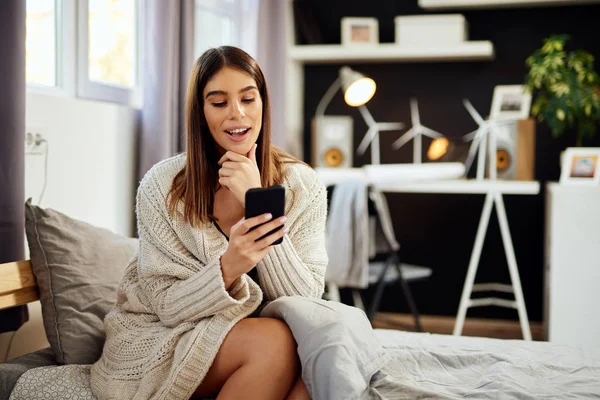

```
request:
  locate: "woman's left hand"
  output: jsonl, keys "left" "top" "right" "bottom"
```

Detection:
{"left": 218, "top": 143, "right": 262, "bottom": 206}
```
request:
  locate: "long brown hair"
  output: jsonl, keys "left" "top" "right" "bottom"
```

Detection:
{"left": 167, "top": 46, "right": 298, "bottom": 227}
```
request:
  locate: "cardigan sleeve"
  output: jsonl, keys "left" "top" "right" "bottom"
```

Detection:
{"left": 257, "top": 170, "right": 328, "bottom": 300}
{"left": 135, "top": 179, "right": 257, "bottom": 328}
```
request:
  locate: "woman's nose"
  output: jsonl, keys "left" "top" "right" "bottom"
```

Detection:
{"left": 229, "top": 101, "right": 245, "bottom": 119}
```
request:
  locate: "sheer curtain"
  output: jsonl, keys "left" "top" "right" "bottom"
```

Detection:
{"left": 137, "top": 0, "right": 195, "bottom": 181}
{"left": 256, "top": 0, "right": 287, "bottom": 149}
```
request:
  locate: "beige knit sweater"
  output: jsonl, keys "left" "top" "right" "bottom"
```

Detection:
{"left": 90, "top": 154, "right": 328, "bottom": 400}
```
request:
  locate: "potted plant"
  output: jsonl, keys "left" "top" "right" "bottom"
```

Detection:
{"left": 524, "top": 34, "right": 600, "bottom": 147}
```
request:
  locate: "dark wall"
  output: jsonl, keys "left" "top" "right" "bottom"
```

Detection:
{"left": 299, "top": 0, "right": 600, "bottom": 321}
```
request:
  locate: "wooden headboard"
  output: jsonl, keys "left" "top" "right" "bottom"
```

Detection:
{"left": 0, "top": 260, "right": 39, "bottom": 310}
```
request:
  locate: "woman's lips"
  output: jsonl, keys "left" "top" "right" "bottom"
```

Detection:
{"left": 225, "top": 128, "right": 250, "bottom": 143}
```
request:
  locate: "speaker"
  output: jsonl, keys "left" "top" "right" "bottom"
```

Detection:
{"left": 492, "top": 118, "right": 536, "bottom": 180}
{"left": 311, "top": 116, "right": 353, "bottom": 168}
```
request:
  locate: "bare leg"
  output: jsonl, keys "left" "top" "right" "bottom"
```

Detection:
{"left": 192, "top": 318, "right": 299, "bottom": 400}
{"left": 286, "top": 376, "right": 311, "bottom": 400}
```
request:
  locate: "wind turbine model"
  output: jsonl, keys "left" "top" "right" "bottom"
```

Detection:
{"left": 355, "top": 105, "right": 404, "bottom": 165}
{"left": 462, "top": 99, "right": 515, "bottom": 180}
{"left": 391, "top": 98, "right": 444, "bottom": 164}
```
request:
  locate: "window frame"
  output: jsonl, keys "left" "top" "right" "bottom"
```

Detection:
{"left": 76, "top": 0, "right": 144, "bottom": 107}
{"left": 25, "top": 0, "right": 74, "bottom": 97}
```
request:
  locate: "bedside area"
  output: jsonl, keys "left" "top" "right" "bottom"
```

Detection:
{"left": 545, "top": 183, "right": 600, "bottom": 347}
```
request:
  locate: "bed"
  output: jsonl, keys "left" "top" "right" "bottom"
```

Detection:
{"left": 1, "top": 203, "right": 599, "bottom": 399}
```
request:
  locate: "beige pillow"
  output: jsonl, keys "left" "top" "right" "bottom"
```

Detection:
{"left": 24, "top": 200, "right": 138, "bottom": 365}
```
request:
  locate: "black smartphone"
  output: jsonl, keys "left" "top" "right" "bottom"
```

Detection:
{"left": 245, "top": 185, "right": 286, "bottom": 245}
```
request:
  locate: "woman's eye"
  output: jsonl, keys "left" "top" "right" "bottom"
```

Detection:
{"left": 212, "top": 102, "right": 226, "bottom": 108}
{"left": 242, "top": 98, "right": 255, "bottom": 104}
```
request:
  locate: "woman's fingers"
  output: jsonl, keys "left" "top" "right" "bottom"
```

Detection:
{"left": 254, "top": 224, "right": 289, "bottom": 250}
{"left": 218, "top": 168, "right": 234, "bottom": 177}
{"left": 232, "top": 213, "right": 273, "bottom": 235}
{"left": 218, "top": 151, "right": 248, "bottom": 166}
{"left": 248, "top": 216, "right": 287, "bottom": 242}
{"left": 220, "top": 161, "right": 241, "bottom": 170}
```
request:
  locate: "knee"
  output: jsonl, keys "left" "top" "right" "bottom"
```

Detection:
{"left": 238, "top": 318, "right": 299, "bottom": 372}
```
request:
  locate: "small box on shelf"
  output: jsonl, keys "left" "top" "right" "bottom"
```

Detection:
{"left": 394, "top": 14, "right": 468, "bottom": 47}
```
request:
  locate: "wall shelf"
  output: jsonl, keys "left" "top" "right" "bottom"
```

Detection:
{"left": 419, "top": 0, "right": 600, "bottom": 10}
{"left": 289, "top": 41, "right": 495, "bottom": 64}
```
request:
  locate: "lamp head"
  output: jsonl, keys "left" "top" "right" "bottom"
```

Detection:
{"left": 339, "top": 66, "right": 376, "bottom": 107}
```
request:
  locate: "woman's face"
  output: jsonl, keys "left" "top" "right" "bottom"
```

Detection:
{"left": 203, "top": 66, "right": 263, "bottom": 156}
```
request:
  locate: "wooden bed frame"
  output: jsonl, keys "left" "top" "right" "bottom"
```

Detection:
{"left": 0, "top": 260, "right": 39, "bottom": 310}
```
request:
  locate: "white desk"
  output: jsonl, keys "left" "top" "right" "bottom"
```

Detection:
{"left": 317, "top": 167, "right": 539, "bottom": 340}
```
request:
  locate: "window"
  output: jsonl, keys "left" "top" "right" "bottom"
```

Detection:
{"left": 78, "top": 0, "right": 142, "bottom": 105}
{"left": 194, "top": 0, "right": 258, "bottom": 59}
{"left": 26, "top": 0, "right": 58, "bottom": 87}
{"left": 25, "top": 0, "right": 142, "bottom": 106}
{"left": 88, "top": 0, "right": 137, "bottom": 88}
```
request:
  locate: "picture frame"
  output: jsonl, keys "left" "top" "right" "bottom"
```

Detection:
{"left": 341, "top": 17, "right": 379, "bottom": 46}
{"left": 559, "top": 147, "right": 600, "bottom": 185}
{"left": 489, "top": 85, "right": 532, "bottom": 121}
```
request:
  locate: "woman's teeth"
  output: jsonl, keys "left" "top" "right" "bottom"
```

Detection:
{"left": 227, "top": 128, "right": 249, "bottom": 135}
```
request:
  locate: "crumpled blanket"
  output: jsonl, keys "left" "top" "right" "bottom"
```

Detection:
{"left": 260, "top": 296, "right": 391, "bottom": 400}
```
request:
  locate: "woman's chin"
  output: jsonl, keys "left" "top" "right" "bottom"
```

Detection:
{"left": 222, "top": 138, "right": 257, "bottom": 155}
{"left": 220, "top": 142, "right": 253, "bottom": 156}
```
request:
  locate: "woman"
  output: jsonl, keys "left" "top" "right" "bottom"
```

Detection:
{"left": 90, "top": 46, "right": 328, "bottom": 400}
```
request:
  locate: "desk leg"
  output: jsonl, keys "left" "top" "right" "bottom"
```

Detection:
{"left": 453, "top": 192, "right": 495, "bottom": 336}
{"left": 494, "top": 193, "right": 532, "bottom": 341}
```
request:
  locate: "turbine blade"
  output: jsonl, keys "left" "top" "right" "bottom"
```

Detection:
{"left": 464, "top": 135, "right": 482, "bottom": 173}
{"left": 421, "top": 126, "right": 444, "bottom": 138}
{"left": 391, "top": 128, "right": 415, "bottom": 150}
{"left": 462, "top": 99, "right": 485, "bottom": 125}
{"left": 377, "top": 122, "right": 405, "bottom": 131}
{"left": 462, "top": 128, "right": 480, "bottom": 142}
{"left": 410, "top": 98, "right": 420, "bottom": 126}
{"left": 356, "top": 127, "right": 378, "bottom": 155}
{"left": 358, "top": 105, "right": 376, "bottom": 127}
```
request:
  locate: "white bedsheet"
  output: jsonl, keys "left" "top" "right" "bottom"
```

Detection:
{"left": 371, "top": 329, "right": 600, "bottom": 399}
{"left": 9, "top": 327, "right": 600, "bottom": 399}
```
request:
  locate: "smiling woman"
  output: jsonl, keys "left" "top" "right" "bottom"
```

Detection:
{"left": 203, "top": 68, "right": 263, "bottom": 154}
{"left": 89, "top": 46, "right": 326, "bottom": 400}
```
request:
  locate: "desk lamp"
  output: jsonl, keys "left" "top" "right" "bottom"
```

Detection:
{"left": 315, "top": 66, "right": 376, "bottom": 116}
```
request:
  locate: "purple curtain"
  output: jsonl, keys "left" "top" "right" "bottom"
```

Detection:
{"left": 137, "top": 0, "right": 195, "bottom": 181}
{"left": 0, "top": 0, "right": 28, "bottom": 333}
{"left": 0, "top": 0, "right": 25, "bottom": 264}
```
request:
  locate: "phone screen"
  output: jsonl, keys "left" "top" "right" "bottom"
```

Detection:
{"left": 245, "top": 185, "right": 285, "bottom": 245}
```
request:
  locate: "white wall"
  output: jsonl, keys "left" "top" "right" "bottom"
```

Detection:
{"left": 0, "top": 92, "right": 138, "bottom": 361}
{"left": 24, "top": 92, "right": 138, "bottom": 236}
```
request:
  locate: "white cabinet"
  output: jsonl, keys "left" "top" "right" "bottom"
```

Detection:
{"left": 545, "top": 183, "right": 600, "bottom": 347}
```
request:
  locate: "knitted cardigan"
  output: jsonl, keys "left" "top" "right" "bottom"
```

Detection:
{"left": 90, "top": 154, "right": 328, "bottom": 400}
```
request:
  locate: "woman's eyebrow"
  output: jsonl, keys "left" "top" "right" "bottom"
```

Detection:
{"left": 205, "top": 85, "right": 258, "bottom": 99}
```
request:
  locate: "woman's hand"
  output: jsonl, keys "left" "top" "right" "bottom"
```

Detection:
{"left": 218, "top": 144, "right": 261, "bottom": 206}
{"left": 220, "top": 213, "right": 288, "bottom": 290}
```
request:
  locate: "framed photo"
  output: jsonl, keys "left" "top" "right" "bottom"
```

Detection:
{"left": 341, "top": 17, "right": 379, "bottom": 46}
{"left": 560, "top": 147, "right": 600, "bottom": 185}
{"left": 489, "top": 85, "right": 532, "bottom": 121}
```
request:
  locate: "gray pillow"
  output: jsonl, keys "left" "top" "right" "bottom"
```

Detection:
{"left": 24, "top": 200, "right": 138, "bottom": 365}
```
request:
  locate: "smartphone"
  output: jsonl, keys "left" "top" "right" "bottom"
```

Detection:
{"left": 245, "top": 185, "right": 286, "bottom": 245}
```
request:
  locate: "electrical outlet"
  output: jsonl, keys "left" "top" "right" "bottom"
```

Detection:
{"left": 25, "top": 128, "right": 46, "bottom": 155}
